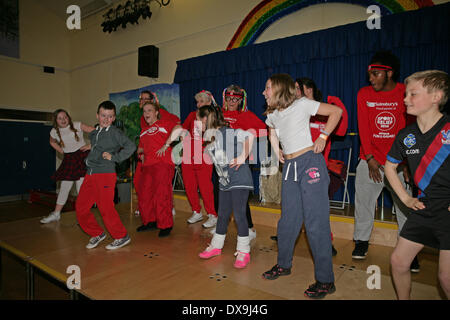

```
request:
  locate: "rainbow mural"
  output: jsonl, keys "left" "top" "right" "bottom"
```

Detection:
{"left": 227, "top": 0, "right": 435, "bottom": 50}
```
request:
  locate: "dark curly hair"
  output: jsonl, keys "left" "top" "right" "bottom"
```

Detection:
{"left": 370, "top": 50, "right": 401, "bottom": 81}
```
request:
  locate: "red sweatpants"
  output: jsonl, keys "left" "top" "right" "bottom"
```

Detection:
{"left": 138, "top": 162, "right": 174, "bottom": 229}
{"left": 134, "top": 160, "right": 143, "bottom": 195}
{"left": 181, "top": 163, "right": 217, "bottom": 216}
{"left": 75, "top": 173, "right": 128, "bottom": 239}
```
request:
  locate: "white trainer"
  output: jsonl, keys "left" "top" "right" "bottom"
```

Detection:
{"left": 249, "top": 228, "right": 257, "bottom": 241}
{"left": 40, "top": 211, "right": 61, "bottom": 224}
{"left": 202, "top": 214, "right": 218, "bottom": 228}
{"left": 86, "top": 233, "right": 106, "bottom": 249}
{"left": 105, "top": 234, "right": 131, "bottom": 250}
{"left": 187, "top": 212, "right": 203, "bottom": 224}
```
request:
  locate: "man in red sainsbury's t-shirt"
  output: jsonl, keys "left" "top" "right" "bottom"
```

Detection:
{"left": 352, "top": 51, "right": 418, "bottom": 272}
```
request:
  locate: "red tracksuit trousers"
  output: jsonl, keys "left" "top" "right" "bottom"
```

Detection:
{"left": 181, "top": 163, "right": 217, "bottom": 216}
{"left": 138, "top": 162, "right": 175, "bottom": 229}
{"left": 75, "top": 173, "right": 128, "bottom": 239}
{"left": 134, "top": 160, "right": 143, "bottom": 195}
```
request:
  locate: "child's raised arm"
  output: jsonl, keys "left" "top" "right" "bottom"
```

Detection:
{"left": 230, "top": 130, "right": 255, "bottom": 170}
{"left": 81, "top": 123, "right": 96, "bottom": 133}
{"left": 268, "top": 127, "right": 284, "bottom": 163}
{"left": 385, "top": 160, "right": 425, "bottom": 211}
{"left": 49, "top": 136, "right": 63, "bottom": 154}
{"left": 313, "top": 102, "right": 343, "bottom": 154}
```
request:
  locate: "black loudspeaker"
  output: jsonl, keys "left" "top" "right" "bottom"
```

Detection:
{"left": 43, "top": 66, "right": 55, "bottom": 74}
{"left": 138, "top": 45, "right": 159, "bottom": 78}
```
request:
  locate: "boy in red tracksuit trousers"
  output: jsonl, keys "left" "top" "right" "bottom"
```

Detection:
{"left": 76, "top": 101, "right": 136, "bottom": 250}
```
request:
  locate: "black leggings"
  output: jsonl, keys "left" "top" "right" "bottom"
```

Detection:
{"left": 213, "top": 169, "right": 253, "bottom": 229}
{"left": 216, "top": 189, "right": 250, "bottom": 237}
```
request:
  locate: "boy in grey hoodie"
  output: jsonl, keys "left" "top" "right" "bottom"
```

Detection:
{"left": 75, "top": 101, "right": 136, "bottom": 250}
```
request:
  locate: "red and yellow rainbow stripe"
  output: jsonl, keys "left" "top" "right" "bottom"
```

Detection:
{"left": 227, "top": 0, "right": 435, "bottom": 50}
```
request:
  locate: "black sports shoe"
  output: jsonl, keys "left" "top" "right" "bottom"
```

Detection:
{"left": 262, "top": 264, "right": 291, "bottom": 280}
{"left": 352, "top": 240, "right": 369, "bottom": 259}
{"left": 158, "top": 227, "right": 172, "bottom": 238}
{"left": 332, "top": 245, "right": 337, "bottom": 256}
{"left": 410, "top": 256, "right": 420, "bottom": 273}
{"left": 270, "top": 235, "right": 278, "bottom": 241}
{"left": 136, "top": 222, "right": 157, "bottom": 232}
{"left": 304, "top": 281, "right": 336, "bottom": 299}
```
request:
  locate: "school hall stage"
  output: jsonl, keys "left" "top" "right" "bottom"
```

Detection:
{"left": 0, "top": 192, "right": 444, "bottom": 300}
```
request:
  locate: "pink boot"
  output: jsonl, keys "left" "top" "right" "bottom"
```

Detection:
{"left": 234, "top": 251, "right": 250, "bottom": 268}
{"left": 199, "top": 245, "right": 222, "bottom": 259}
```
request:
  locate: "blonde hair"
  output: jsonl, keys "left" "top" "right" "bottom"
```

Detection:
{"left": 405, "top": 70, "right": 449, "bottom": 110}
{"left": 195, "top": 90, "right": 216, "bottom": 106}
{"left": 263, "top": 73, "right": 297, "bottom": 115}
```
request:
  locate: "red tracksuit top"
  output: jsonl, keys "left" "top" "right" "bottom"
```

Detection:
{"left": 222, "top": 109, "right": 267, "bottom": 137}
{"left": 139, "top": 118, "right": 177, "bottom": 166}
{"left": 357, "top": 83, "right": 406, "bottom": 165}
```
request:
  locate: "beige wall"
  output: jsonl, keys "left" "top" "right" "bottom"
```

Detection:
{"left": 0, "top": 0, "right": 71, "bottom": 112}
{"left": 68, "top": 0, "right": 372, "bottom": 125}
{"left": 2, "top": 0, "right": 449, "bottom": 124}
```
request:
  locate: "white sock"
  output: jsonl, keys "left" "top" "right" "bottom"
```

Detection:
{"left": 211, "top": 233, "right": 226, "bottom": 249}
{"left": 236, "top": 236, "right": 250, "bottom": 253}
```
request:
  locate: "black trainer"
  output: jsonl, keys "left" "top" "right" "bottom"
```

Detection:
{"left": 410, "top": 256, "right": 420, "bottom": 273}
{"left": 332, "top": 245, "right": 337, "bottom": 256}
{"left": 136, "top": 222, "right": 157, "bottom": 232}
{"left": 304, "top": 281, "right": 336, "bottom": 299}
{"left": 352, "top": 240, "right": 369, "bottom": 259}
{"left": 158, "top": 227, "right": 172, "bottom": 238}
{"left": 262, "top": 264, "right": 291, "bottom": 280}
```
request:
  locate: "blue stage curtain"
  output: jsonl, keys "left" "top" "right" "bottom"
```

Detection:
{"left": 174, "top": 3, "right": 449, "bottom": 201}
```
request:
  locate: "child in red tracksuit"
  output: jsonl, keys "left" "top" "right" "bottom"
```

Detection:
{"left": 181, "top": 90, "right": 218, "bottom": 228}
{"left": 134, "top": 91, "right": 180, "bottom": 216}
{"left": 137, "top": 102, "right": 178, "bottom": 237}
{"left": 76, "top": 101, "right": 136, "bottom": 250}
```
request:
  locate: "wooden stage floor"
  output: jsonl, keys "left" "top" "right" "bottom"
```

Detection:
{"left": 0, "top": 201, "right": 445, "bottom": 300}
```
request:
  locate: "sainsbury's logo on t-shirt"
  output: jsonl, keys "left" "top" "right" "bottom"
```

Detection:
{"left": 366, "top": 101, "right": 398, "bottom": 108}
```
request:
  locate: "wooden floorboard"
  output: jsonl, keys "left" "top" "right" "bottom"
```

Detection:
{"left": 0, "top": 200, "right": 445, "bottom": 300}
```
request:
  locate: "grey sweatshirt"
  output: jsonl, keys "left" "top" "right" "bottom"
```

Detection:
{"left": 85, "top": 125, "right": 136, "bottom": 174}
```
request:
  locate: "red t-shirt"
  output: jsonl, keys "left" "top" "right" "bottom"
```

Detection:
{"left": 357, "top": 83, "right": 407, "bottom": 165}
{"left": 139, "top": 119, "right": 177, "bottom": 166}
{"left": 309, "top": 96, "right": 348, "bottom": 164}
